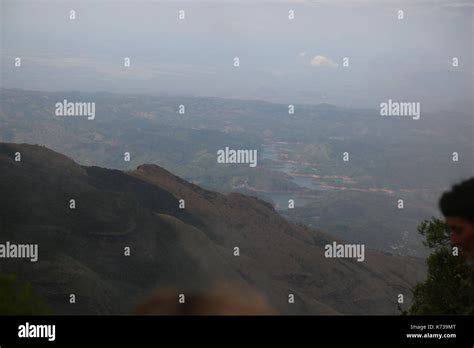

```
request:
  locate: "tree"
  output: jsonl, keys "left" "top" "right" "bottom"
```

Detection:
{"left": 408, "top": 218, "right": 474, "bottom": 315}
{"left": 0, "top": 273, "right": 52, "bottom": 315}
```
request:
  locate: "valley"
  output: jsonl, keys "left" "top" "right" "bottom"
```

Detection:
{"left": 1, "top": 88, "right": 472, "bottom": 257}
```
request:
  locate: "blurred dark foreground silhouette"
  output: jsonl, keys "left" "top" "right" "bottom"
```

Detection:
{"left": 440, "top": 177, "right": 474, "bottom": 258}
{"left": 134, "top": 283, "right": 277, "bottom": 315}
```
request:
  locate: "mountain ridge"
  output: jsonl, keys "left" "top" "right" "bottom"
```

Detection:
{"left": 0, "top": 142, "right": 425, "bottom": 315}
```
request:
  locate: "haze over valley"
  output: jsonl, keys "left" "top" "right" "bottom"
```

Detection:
{"left": 1, "top": 0, "right": 472, "bottom": 315}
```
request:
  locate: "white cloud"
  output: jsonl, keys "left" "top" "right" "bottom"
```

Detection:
{"left": 299, "top": 51, "right": 308, "bottom": 57}
{"left": 310, "top": 55, "right": 338, "bottom": 68}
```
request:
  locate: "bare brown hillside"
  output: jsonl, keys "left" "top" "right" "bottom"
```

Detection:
{"left": 0, "top": 143, "right": 425, "bottom": 314}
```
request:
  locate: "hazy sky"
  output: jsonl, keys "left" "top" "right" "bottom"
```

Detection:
{"left": 1, "top": 0, "right": 472, "bottom": 113}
